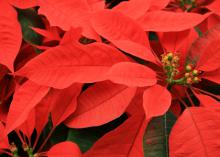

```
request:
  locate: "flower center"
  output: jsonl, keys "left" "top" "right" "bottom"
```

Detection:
{"left": 161, "top": 52, "right": 201, "bottom": 85}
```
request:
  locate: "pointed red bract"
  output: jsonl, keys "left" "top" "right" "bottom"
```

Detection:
{"left": 35, "top": 95, "right": 52, "bottom": 135}
{"left": 91, "top": 10, "right": 156, "bottom": 63}
{"left": 194, "top": 92, "right": 220, "bottom": 107}
{"left": 84, "top": 116, "right": 148, "bottom": 157}
{"left": 8, "top": 0, "right": 38, "bottom": 9}
{"left": 148, "top": 0, "right": 170, "bottom": 11}
{"left": 207, "top": 1, "right": 220, "bottom": 16}
{"left": 18, "top": 109, "right": 36, "bottom": 139}
{"left": 47, "top": 141, "right": 81, "bottom": 157}
{"left": 0, "top": 0, "right": 22, "bottom": 71}
{"left": 189, "top": 24, "right": 220, "bottom": 71}
{"left": 113, "top": 0, "right": 150, "bottom": 19}
{"left": 169, "top": 107, "right": 220, "bottom": 157}
{"left": 159, "top": 30, "right": 190, "bottom": 52}
{"left": 38, "top": 0, "right": 99, "bottom": 40}
{"left": 31, "top": 27, "right": 61, "bottom": 41}
{"left": 0, "top": 122, "right": 9, "bottom": 150}
{"left": 17, "top": 43, "right": 126, "bottom": 88}
{"left": 51, "top": 84, "right": 82, "bottom": 126}
{"left": 143, "top": 85, "right": 171, "bottom": 119}
{"left": 65, "top": 81, "right": 137, "bottom": 128}
{"left": 202, "top": 68, "right": 220, "bottom": 84}
{"left": 60, "top": 27, "right": 82, "bottom": 45}
{"left": 5, "top": 81, "right": 49, "bottom": 134}
{"left": 107, "top": 62, "right": 157, "bottom": 87}
{"left": 138, "top": 11, "right": 208, "bottom": 32}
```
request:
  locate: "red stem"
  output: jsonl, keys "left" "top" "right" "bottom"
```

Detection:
{"left": 33, "top": 134, "right": 40, "bottom": 151}
{"left": 15, "top": 130, "right": 25, "bottom": 145}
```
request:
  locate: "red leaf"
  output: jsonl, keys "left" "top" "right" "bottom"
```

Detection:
{"left": 91, "top": 10, "right": 156, "bottom": 63}
{"left": 107, "top": 62, "right": 157, "bottom": 87}
{"left": 5, "top": 81, "right": 49, "bottom": 134}
{"left": 193, "top": 92, "right": 220, "bottom": 107}
{"left": 51, "top": 84, "right": 82, "bottom": 126}
{"left": 60, "top": 27, "right": 82, "bottom": 45}
{"left": 113, "top": 0, "right": 150, "bottom": 19}
{"left": 149, "top": 0, "right": 170, "bottom": 11}
{"left": 18, "top": 109, "right": 36, "bottom": 139}
{"left": 47, "top": 141, "right": 81, "bottom": 157}
{"left": 158, "top": 30, "right": 190, "bottom": 52}
{"left": 0, "top": 122, "right": 9, "bottom": 150}
{"left": 84, "top": 115, "right": 148, "bottom": 157}
{"left": 8, "top": 0, "right": 38, "bottom": 9}
{"left": 38, "top": 0, "right": 99, "bottom": 40}
{"left": 31, "top": 27, "right": 61, "bottom": 41}
{"left": 0, "top": 0, "right": 22, "bottom": 71}
{"left": 202, "top": 68, "right": 220, "bottom": 84}
{"left": 65, "top": 81, "right": 137, "bottom": 128}
{"left": 87, "top": 0, "right": 104, "bottom": 11}
{"left": 126, "top": 89, "right": 145, "bottom": 116}
{"left": 207, "top": 1, "right": 220, "bottom": 16}
{"left": 138, "top": 11, "right": 208, "bottom": 32}
{"left": 169, "top": 107, "right": 220, "bottom": 157}
{"left": 143, "top": 85, "right": 171, "bottom": 119}
{"left": 35, "top": 91, "right": 53, "bottom": 134}
{"left": 189, "top": 24, "right": 220, "bottom": 71}
{"left": 17, "top": 43, "right": 126, "bottom": 88}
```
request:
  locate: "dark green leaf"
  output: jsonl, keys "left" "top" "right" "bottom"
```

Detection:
{"left": 17, "top": 8, "right": 44, "bottom": 45}
{"left": 143, "top": 112, "right": 176, "bottom": 157}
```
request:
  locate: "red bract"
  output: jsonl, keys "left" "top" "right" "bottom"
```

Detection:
{"left": 0, "top": 0, "right": 22, "bottom": 72}
{"left": 169, "top": 107, "right": 220, "bottom": 157}
{"left": 5, "top": 80, "right": 50, "bottom": 134}
{"left": 0, "top": 0, "right": 220, "bottom": 157}
{"left": 46, "top": 141, "right": 82, "bottom": 157}
{"left": 17, "top": 42, "right": 128, "bottom": 88}
{"left": 91, "top": 10, "right": 156, "bottom": 63}
{"left": 138, "top": 11, "right": 209, "bottom": 32}
{"left": 65, "top": 81, "right": 137, "bottom": 128}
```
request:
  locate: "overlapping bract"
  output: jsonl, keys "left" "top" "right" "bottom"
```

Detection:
{"left": 1, "top": 0, "right": 220, "bottom": 157}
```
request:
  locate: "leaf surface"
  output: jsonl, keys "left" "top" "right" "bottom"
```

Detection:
{"left": 107, "top": 62, "right": 157, "bottom": 87}
{"left": 143, "top": 112, "right": 176, "bottom": 157}
{"left": 91, "top": 10, "right": 156, "bottom": 62}
{"left": 0, "top": 122, "right": 9, "bottom": 149}
{"left": 5, "top": 81, "right": 49, "bottom": 134}
{"left": 8, "top": 0, "right": 38, "bottom": 9}
{"left": 202, "top": 68, "right": 220, "bottom": 84}
{"left": 149, "top": 0, "right": 170, "bottom": 11}
{"left": 0, "top": 0, "right": 22, "bottom": 71}
{"left": 84, "top": 115, "right": 148, "bottom": 157}
{"left": 18, "top": 109, "right": 36, "bottom": 139}
{"left": 143, "top": 85, "right": 171, "bottom": 119}
{"left": 65, "top": 81, "right": 137, "bottom": 128}
{"left": 51, "top": 84, "right": 82, "bottom": 126}
{"left": 207, "top": 1, "right": 220, "bottom": 16}
{"left": 17, "top": 43, "right": 126, "bottom": 88}
{"left": 138, "top": 11, "right": 208, "bottom": 32}
{"left": 188, "top": 24, "right": 220, "bottom": 71}
{"left": 38, "top": 0, "right": 98, "bottom": 39}
{"left": 113, "top": 0, "right": 150, "bottom": 19}
{"left": 47, "top": 141, "right": 81, "bottom": 157}
{"left": 169, "top": 107, "right": 220, "bottom": 157}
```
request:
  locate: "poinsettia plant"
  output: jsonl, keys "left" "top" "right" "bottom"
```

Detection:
{"left": 0, "top": 0, "right": 220, "bottom": 157}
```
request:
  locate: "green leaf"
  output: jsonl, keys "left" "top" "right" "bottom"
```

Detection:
{"left": 17, "top": 8, "right": 44, "bottom": 45}
{"left": 143, "top": 112, "right": 176, "bottom": 157}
